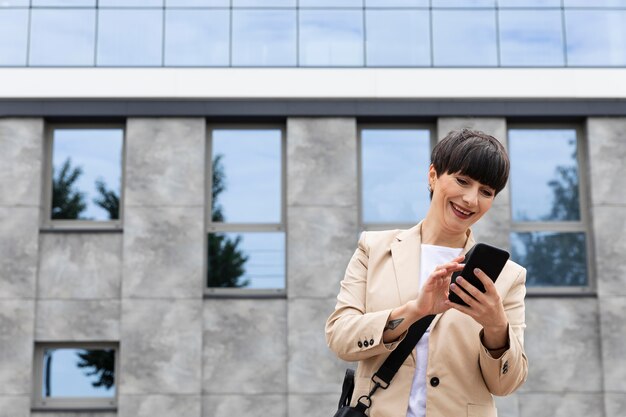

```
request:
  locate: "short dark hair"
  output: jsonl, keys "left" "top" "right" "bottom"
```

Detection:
{"left": 431, "top": 129, "right": 510, "bottom": 198}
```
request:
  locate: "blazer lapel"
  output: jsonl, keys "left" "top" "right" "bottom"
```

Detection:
{"left": 390, "top": 223, "right": 423, "bottom": 306}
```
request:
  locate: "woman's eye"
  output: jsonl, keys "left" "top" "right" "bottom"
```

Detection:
{"left": 456, "top": 178, "right": 468, "bottom": 185}
{"left": 481, "top": 189, "right": 494, "bottom": 197}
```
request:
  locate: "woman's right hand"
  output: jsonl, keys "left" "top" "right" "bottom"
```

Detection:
{"left": 413, "top": 256, "right": 465, "bottom": 317}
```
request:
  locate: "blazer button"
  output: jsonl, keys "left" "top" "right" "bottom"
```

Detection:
{"left": 370, "top": 339, "right": 374, "bottom": 345}
{"left": 363, "top": 340, "right": 369, "bottom": 347}
{"left": 430, "top": 377, "right": 439, "bottom": 387}
{"left": 357, "top": 341, "right": 363, "bottom": 348}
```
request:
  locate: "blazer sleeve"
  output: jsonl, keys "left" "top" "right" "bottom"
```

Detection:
{"left": 325, "top": 232, "right": 407, "bottom": 362}
{"left": 478, "top": 266, "right": 529, "bottom": 396}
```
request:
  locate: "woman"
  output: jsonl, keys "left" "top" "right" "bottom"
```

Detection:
{"left": 326, "top": 129, "right": 528, "bottom": 417}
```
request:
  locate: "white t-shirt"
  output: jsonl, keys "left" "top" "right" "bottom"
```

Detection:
{"left": 406, "top": 244, "right": 463, "bottom": 417}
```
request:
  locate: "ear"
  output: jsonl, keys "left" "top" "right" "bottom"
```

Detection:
{"left": 428, "top": 164, "right": 438, "bottom": 186}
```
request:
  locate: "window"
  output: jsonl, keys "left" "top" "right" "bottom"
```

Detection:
{"left": 360, "top": 125, "right": 434, "bottom": 230}
{"left": 44, "top": 125, "right": 124, "bottom": 229}
{"left": 206, "top": 126, "right": 285, "bottom": 295}
{"left": 508, "top": 125, "right": 592, "bottom": 292}
{"left": 32, "top": 343, "right": 118, "bottom": 410}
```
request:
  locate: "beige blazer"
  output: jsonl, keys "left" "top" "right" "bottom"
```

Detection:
{"left": 326, "top": 223, "right": 528, "bottom": 417}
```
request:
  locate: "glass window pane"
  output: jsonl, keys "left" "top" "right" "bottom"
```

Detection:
{"left": 511, "top": 232, "right": 587, "bottom": 286}
{"left": 0, "top": 9, "right": 28, "bottom": 66}
{"left": 432, "top": 0, "right": 495, "bottom": 6}
{"left": 42, "top": 348, "right": 115, "bottom": 398}
{"left": 432, "top": 10, "right": 497, "bottom": 66}
{"left": 362, "top": 129, "right": 431, "bottom": 224}
{"left": 300, "top": 0, "right": 362, "bottom": 6}
{"left": 29, "top": 9, "right": 96, "bottom": 66}
{"left": 0, "top": 0, "right": 30, "bottom": 6}
{"left": 299, "top": 10, "right": 364, "bottom": 66}
{"left": 565, "top": 10, "right": 626, "bottom": 66}
{"left": 32, "top": 0, "right": 95, "bottom": 5}
{"left": 208, "top": 232, "right": 285, "bottom": 289}
{"left": 499, "top": 0, "right": 560, "bottom": 6}
{"left": 366, "top": 10, "right": 431, "bottom": 66}
{"left": 565, "top": 0, "right": 626, "bottom": 6}
{"left": 99, "top": 0, "right": 162, "bottom": 6}
{"left": 166, "top": 0, "right": 229, "bottom": 5}
{"left": 97, "top": 9, "right": 163, "bottom": 66}
{"left": 499, "top": 10, "right": 564, "bottom": 66}
{"left": 51, "top": 129, "right": 123, "bottom": 221}
{"left": 211, "top": 129, "right": 281, "bottom": 223}
{"left": 165, "top": 9, "right": 229, "bottom": 66}
{"left": 366, "top": 0, "right": 428, "bottom": 5}
{"left": 509, "top": 129, "right": 580, "bottom": 222}
{"left": 232, "top": 10, "right": 296, "bottom": 66}
{"left": 233, "top": 0, "right": 296, "bottom": 6}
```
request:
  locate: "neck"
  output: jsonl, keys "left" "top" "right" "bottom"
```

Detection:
{"left": 421, "top": 217, "right": 468, "bottom": 248}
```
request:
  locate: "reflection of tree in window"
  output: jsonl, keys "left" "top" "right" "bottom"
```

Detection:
{"left": 42, "top": 349, "right": 115, "bottom": 397}
{"left": 52, "top": 157, "right": 119, "bottom": 220}
{"left": 513, "top": 140, "right": 586, "bottom": 286}
{"left": 207, "top": 154, "right": 249, "bottom": 288}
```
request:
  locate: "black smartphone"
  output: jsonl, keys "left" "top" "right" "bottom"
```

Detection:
{"left": 448, "top": 243, "right": 510, "bottom": 307}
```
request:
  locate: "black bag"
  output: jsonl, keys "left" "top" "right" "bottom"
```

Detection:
{"left": 333, "top": 315, "right": 435, "bottom": 417}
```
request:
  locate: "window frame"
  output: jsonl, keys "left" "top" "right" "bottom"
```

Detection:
{"left": 507, "top": 122, "right": 596, "bottom": 295}
{"left": 204, "top": 123, "right": 287, "bottom": 297}
{"left": 358, "top": 123, "right": 436, "bottom": 232}
{"left": 32, "top": 342, "right": 119, "bottom": 411}
{"left": 41, "top": 122, "right": 126, "bottom": 231}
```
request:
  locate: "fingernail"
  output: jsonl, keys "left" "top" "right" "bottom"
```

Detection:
{"left": 474, "top": 268, "right": 480, "bottom": 274}
{"left": 456, "top": 277, "right": 463, "bottom": 283}
{"left": 450, "top": 283, "right": 457, "bottom": 290}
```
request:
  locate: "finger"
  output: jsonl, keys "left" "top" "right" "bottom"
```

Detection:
{"left": 444, "top": 299, "right": 475, "bottom": 317}
{"left": 449, "top": 282, "right": 477, "bottom": 307}
{"left": 453, "top": 276, "right": 485, "bottom": 302}
{"left": 473, "top": 268, "right": 496, "bottom": 293}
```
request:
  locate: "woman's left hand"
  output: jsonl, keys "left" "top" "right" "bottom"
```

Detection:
{"left": 445, "top": 268, "right": 509, "bottom": 350}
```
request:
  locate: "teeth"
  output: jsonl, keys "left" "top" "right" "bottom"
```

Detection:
{"left": 453, "top": 203, "right": 471, "bottom": 215}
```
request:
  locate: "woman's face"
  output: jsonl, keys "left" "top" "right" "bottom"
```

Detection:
{"left": 427, "top": 165, "right": 496, "bottom": 235}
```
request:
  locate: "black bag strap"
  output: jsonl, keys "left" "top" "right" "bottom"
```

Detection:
{"left": 338, "top": 368, "right": 355, "bottom": 409}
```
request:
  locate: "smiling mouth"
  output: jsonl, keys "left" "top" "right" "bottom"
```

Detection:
{"left": 450, "top": 202, "right": 475, "bottom": 218}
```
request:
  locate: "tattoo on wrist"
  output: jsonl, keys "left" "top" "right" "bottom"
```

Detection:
{"left": 384, "top": 318, "right": 404, "bottom": 331}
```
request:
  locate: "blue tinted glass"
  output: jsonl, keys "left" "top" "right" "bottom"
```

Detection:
{"left": 208, "top": 232, "right": 285, "bottom": 289}
{"left": 232, "top": 10, "right": 296, "bottom": 66}
{"left": 165, "top": 9, "right": 229, "bottom": 66}
{"left": 511, "top": 232, "right": 587, "bottom": 286}
{"left": 29, "top": 9, "right": 96, "bottom": 66}
{"left": 0, "top": 10, "right": 28, "bottom": 66}
{"left": 42, "top": 348, "right": 115, "bottom": 398}
{"left": 300, "top": 10, "right": 364, "bottom": 66}
{"left": 99, "top": 0, "right": 162, "bottom": 6}
{"left": 97, "top": 9, "right": 163, "bottom": 66}
{"left": 499, "top": 10, "right": 564, "bottom": 66}
{"left": 233, "top": 0, "right": 296, "bottom": 6}
{"left": 362, "top": 129, "right": 431, "bottom": 224}
{"left": 166, "top": 0, "right": 228, "bottom": 4}
{"left": 211, "top": 130, "right": 281, "bottom": 223}
{"left": 32, "top": 0, "right": 95, "bottom": 5}
{"left": 432, "top": 10, "right": 497, "bottom": 66}
{"left": 366, "top": 10, "right": 430, "bottom": 66}
{"left": 565, "top": 10, "right": 626, "bottom": 66}
{"left": 366, "top": 0, "right": 428, "bottom": 6}
{"left": 509, "top": 129, "right": 580, "bottom": 222}
{"left": 565, "top": 0, "right": 626, "bottom": 6}
{"left": 498, "top": 0, "right": 560, "bottom": 6}
{"left": 432, "top": 0, "right": 495, "bottom": 6}
{"left": 300, "top": 0, "right": 362, "bottom": 6}
{"left": 52, "top": 129, "right": 123, "bottom": 221}
{"left": 0, "top": 0, "right": 29, "bottom": 5}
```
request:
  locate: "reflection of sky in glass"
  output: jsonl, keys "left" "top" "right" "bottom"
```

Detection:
{"left": 42, "top": 349, "right": 115, "bottom": 398}
{"left": 432, "top": 10, "right": 497, "bottom": 66}
{"left": 0, "top": 10, "right": 28, "bottom": 65}
{"left": 166, "top": 0, "right": 228, "bottom": 5}
{"left": 53, "top": 129, "right": 123, "bottom": 221}
{"left": 97, "top": 9, "right": 163, "bottom": 66}
{"left": 210, "top": 232, "right": 285, "bottom": 289}
{"left": 99, "top": 0, "right": 163, "bottom": 6}
{"left": 32, "top": 0, "right": 95, "bottom": 5}
{"left": 499, "top": 9, "right": 564, "bottom": 66}
{"left": 232, "top": 10, "right": 296, "bottom": 66}
{"left": 566, "top": 10, "right": 626, "bottom": 66}
{"left": 29, "top": 9, "right": 95, "bottom": 66}
{"left": 212, "top": 130, "right": 281, "bottom": 223}
{"left": 366, "top": 10, "right": 430, "bottom": 66}
{"left": 362, "top": 129, "right": 431, "bottom": 224}
{"left": 300, "top": 10, "right": 364, "bottom": 66}
{"left": 300, "top": 0, "right": 362, "bottom": 6}
{"left": 366, "top": 0, "right": 428, "bottom": 5}
{"left": 0, "top": 0, "right": 29, "bottom": 5}
{"left": 499, "top": 0, "right": 560, "bottom": 6}
{"left": 233, "top": 0, "right": 296, "bottom": 6}
{"left": 565, "top": 0, "right": 626, "bottom": 6}
{"left": 432, "top": 0, "right": 495, "bottom": 6}
{"left": 509, "top": 129, "right": 579, "bottom": 222}
{"left": 165, "top": 9, "right": 229, "bottom": 66}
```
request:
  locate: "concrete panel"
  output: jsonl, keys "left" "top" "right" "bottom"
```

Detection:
{"left": 288, "top": 206, "right": 358, "bottom": 299}
{"left": 605, "top": 394, "right": 626, "bottom": 417}
{"left": 495, "top": 394, "right": 520, "bottom": 417}
{"left": 203, "top": 299, "right": 286, "bottom": 394}
{"left": 0, "top": 300, "right": 34, "bottom": 395}
{"left": 0, "top": 118, "right": 43, "bottom": 206}
{"left": 32, "top": 413, "right": 116, "bottom": 417}
{"left": 288, "top": 298, "right": 348, "bottom": 394}
{"left": 519, "top": 393, "right": 604, "bottom": 417}
{"left": 122, "top": 206, "right": 204, "bottom": 299}
{"left": 521, "top": 298, "right": 602, "bottom": 393}
{"left": 470, "top": 204, "right": 511, "bottom": 251}
{"left": 587, "top": 118, "right": 626, "bottom": 206}
{"left": 289, "top": 394, "right": 341, "bottom": 417}
{"left": 0, "top": 207, "right": 39, "bottom": 299}
{"left": 120, "top": 299, "right": 202, "bottom": 395}
{"left": 287, "top": 118, "right": 357, "bottom": 207}
{"left": 0, "top": 396, "right": 30, "bottom": 417}
{"left": 592, "top": 206, "right": 626, "bottom": 297}
{"left": 119, "top": 394, "right": 201, "bottom": 417}
{"left": 202, "top": 395, "right": 286, "bottom": 417}
{"left": 38, "top": 233, "right": 122, "bottom": 300}
{"left": 599, "top": 297, "right": 626, "bottom": 392}
{"left": 36, "top": 300, "right": 120, "bottom": 341}
{"left": 125, "top": 118, "right": 205, "bottom": 207}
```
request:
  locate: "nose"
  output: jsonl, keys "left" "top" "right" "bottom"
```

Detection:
{"left": 462, "top": 186, "right": 479, "bottom": 208}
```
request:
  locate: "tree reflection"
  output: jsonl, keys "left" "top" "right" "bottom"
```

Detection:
{"left": 76, "top": 349, "right": 115, "bottom": 390}
{"left": 207, "top": 154, "right": 249, "bottom": 288}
